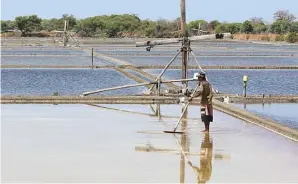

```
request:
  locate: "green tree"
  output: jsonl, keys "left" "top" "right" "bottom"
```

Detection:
{"left": 215, "top": 24, "right": 228, "bottom": 33}
{"left": 75, "top": 16, "right": 105, "bottom": 37}
{"left": 42, "top": 14, "right": 77, "bottom": 31}
{"left": 1, "top": 21, "right": 8, "bottom": 32}
{"left": 74, "top": 14, "right": 142, "bottom": 37}
{"left": 104, "top": 14, "right": 141, "bottom": 37}
{"left": 242, "top": 20, "right": 253, "bottom": 33}
{"left": 289, "top": 21, "right": 298, "bottom": 33}
{"left": 104, "top": 21, "right": 120, "bottom": 37}
{"left": 62, "top": 14, "right": 77, "bottom": 30}
{"left": 253, "top": 24, "right": 267, "bottom": 34}
{"left": 138, "top": 19, "right": 157, "bottom": 37}
{"left": 15, "top": 15, "right": 42, "bottom": 36}
{"left": 1, "top": 20, "right": 16, "bottom": 32}
{"left": 270, "top": 10, "right": 297, "bottom": 34}
{"left": 188, "top": 20, "right": 208, "bottom": 31}
{"left": 208, "top": 20, "right": 220, "bottom": 31}
{"left": 154, "top": 19, "right": 168, "bottom": 37}
{"left": 227, "top": 23, "right": 242, "bottom": 34}
{"left": 285, "top": 32, "right": 298, "bottom": 43}
{"left": 75, "top": 19, "right": 95, "bottom": 37}
{"left": 153, "top": 19, "right": 179, "bottom": 38}
{"left": 250, "top": 17, "right": 267, "bottom": 33}
{"left": 270, "top": 20, "right": 291, "bottom": 34}
{"left": 41, "top": 19, "right": 58, "bottom": 31}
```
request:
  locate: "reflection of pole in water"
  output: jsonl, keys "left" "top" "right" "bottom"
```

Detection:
{"left": 156, "top": 104, "right": 161, "bottom": 120}
{"left": 180, "top": 104, "right": 188, "bottom": 183}
{"left": 244, "top": 103, "right": 247, "bottom": 109}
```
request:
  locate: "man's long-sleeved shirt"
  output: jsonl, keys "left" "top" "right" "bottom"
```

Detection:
{"left": 193, "top": 80, "right": 213, "bottom": 105}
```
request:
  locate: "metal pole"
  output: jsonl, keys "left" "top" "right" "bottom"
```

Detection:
{"left": 82, "top": 78, "right": 198, "bottom": 96}
{"left": 163, "top": 78, "right": 196, "bottom": 83}
{"left": 83, "top": 82, "right": 151, "bottom": 96}
{"left": 171, "top": 83, "right": 200, "bottom": 132}
{"left": 243, "top": 75, "right": 248, "bottom": 97}
{"left": 243, "top": 82, "right": 247, "bottom": 97}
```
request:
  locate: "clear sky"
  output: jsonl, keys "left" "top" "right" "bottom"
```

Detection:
{"left": 1, "top": 0, "right": 297, "bottom": 23}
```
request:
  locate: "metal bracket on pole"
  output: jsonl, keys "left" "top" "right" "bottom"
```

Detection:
{"left": 146, "top": 43, "right": 155, "bottom": 52}
{"left": 157, "top": 78, "right": 161, "bottom": 96}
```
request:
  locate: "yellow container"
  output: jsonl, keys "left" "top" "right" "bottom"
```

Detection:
{"left": 243, "top": 75, "right": 248, "bottom": 82}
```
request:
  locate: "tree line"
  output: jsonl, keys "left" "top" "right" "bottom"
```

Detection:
{"left": 1, "top": 10, "right": 297, "bottom": 42}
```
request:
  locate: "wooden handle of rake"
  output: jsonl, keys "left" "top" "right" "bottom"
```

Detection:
{"left": 172, "top": 84, "right": 200, "bottom": 132}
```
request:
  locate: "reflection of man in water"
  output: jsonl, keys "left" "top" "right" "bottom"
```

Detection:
{"left": 193, "top": 133, "right": 213, "bottom": 184}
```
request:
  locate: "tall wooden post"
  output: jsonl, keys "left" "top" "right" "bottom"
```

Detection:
{"left": 63, "top": 20, "right": 67, "bottom": 47}
{"left": 91, "top": 48, "right": 94, "bottom": 68}
{"left": 180, "top": 0, "right": 188, "bottom": 88}
{"left": 180, "top": 1, "right": 189, "bottom": 177}
{"left": 180, "top": 0, "right": 186, "bottom": 36}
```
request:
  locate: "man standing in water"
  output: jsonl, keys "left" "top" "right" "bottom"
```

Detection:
{"left": 190, "top": 72, "right": 214, "bottom": 132}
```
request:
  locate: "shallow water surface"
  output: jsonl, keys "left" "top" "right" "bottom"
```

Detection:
{"left": 1, "top": 104, "right": 298, "bottom": 183}
{"left": 1, "top": 49, "right": 85, "bottom": 55}
{"left": 233, "top": 103, "right": 298, "bottom": 129}
{"left": 2, "top": 44, "right": 298, "bottom": 67}
{"left": 1, "top": 55, "right": 113, "bottom": 66}
{"left": 114, "top": 56, "right": 298, "bottom": 66}
{"left": 1, "top": 69, "right": 146, "bottom": 96}
{"left": 2, "top": 68, "right": 297, "bottom": 96}
{"left": 145, "top": 69, "right": 298, "bottom": 95}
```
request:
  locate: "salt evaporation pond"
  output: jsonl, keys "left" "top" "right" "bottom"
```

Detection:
{"left": 145, "top": 69, "right": 298, "bottom": 95}
{"left": 2, "top": 69, "right": 298, "bottom": 96}
{"left": 233, "top": 103, "right": 298, "bottom": 130}
{"left": 2, "top": 104, "right": 298, "bottom": 183}
{"left": 1, "top": 68, "right": 146, "bottom": 96}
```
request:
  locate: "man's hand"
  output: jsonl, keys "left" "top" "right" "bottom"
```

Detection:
{"left": 180, "top": 88, "right": 193, "bottom": 97}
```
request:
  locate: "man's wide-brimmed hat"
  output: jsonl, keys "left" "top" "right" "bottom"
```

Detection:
{"left": 198, "top": 72, "right": 206, "bottom": 78}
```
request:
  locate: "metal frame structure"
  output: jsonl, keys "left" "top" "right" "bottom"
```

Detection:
{"left": 82, "top": 31, "right": 230, "bottom": 96}
{"left": 82, "top": 0, "right": 230, "bottom": 97}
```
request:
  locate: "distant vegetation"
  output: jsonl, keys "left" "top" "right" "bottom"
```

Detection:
{"left": 1, "top": 10, "right": 298, "bottom": 43}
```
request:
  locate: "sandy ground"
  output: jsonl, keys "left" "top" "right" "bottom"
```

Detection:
{"left": 1, "top": 104, "right": 298, "bottom": 183}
